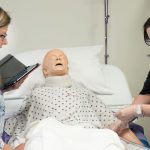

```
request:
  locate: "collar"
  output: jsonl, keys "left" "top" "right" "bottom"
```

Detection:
{"left": 45, "top": 75, "right": 72, "bottom": 88}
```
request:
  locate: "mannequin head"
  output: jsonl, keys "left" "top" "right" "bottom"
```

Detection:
{"left": 42, "top": 49, "right": 69, "bottom": 77}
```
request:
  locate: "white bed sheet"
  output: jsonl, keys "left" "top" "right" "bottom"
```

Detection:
{"left": 22, "top": 118, "right": 125, "bottom": 150}
{"left": 15, "top": 118, "right": 148, "bottom": 150}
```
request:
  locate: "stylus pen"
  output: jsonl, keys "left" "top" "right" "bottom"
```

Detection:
{"left": 4, "top": 96, "right": 27, "bottom": 100}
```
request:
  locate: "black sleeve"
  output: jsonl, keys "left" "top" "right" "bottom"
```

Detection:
{"left": 140, "top": 71, "right": 150, "bottom": 95}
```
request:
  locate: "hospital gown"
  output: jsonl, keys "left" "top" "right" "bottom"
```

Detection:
{"left": 4, "top": 75, "right": 117, "bottom": 145}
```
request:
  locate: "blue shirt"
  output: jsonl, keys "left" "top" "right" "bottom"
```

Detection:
{"left": 0, "top": 91, "right": 5, "bottom": 150}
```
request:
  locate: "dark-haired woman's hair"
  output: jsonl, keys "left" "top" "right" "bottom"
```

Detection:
{"left": 144, "top": 18, "right": 150, "bottom": 45}
{"left": 0, "top": 7, "right": 11, "bottom": 28}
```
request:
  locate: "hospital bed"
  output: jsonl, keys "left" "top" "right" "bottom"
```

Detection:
{"left": 3, "top": 45, "right": 149, "bottom": 149}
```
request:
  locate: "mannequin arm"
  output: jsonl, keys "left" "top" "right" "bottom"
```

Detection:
{"left": 3, "top": 143, "right": 25, "bottom": 150}
{"left": 119, "top": 128, "right": 142, "bottom": 145}
{"left": 3, "top": 144, "right": 12, "bottom": 150}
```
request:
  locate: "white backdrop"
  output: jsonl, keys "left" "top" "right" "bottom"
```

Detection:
{"left": 0, "top": 0, "right": 104, "bottom": 57}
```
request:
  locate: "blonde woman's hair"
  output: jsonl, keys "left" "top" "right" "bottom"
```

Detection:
{"left": 0, "top": 7, "right": 11, "bottom": 27}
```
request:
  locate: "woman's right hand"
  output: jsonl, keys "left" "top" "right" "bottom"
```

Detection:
{"left": 115, "top": 105, "right": 142, "bottom": 122}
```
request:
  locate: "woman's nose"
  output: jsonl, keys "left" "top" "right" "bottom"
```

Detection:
{"left": 3, "top": 38, "right": 8, "bottom": 45}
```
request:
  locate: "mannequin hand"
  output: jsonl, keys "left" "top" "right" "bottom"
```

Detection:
{"left": 109, "top": 120, "right": 129, "bottom": 135}
{"left": 115, "top": 105, "right": 143, "bottom": 122}
{"left": 13, "top": 143, "right": 25, "bottom": 150}
{"left": 3, "top": 144, "right": 12, "bottom": 150}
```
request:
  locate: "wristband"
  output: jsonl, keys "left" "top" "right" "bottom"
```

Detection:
{"left": 135, "top": 105, "right": 143, "bottom": 117}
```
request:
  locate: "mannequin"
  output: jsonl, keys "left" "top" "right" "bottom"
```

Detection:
{"left": 42, "top": 49, "right": 142, "bottom": 144}
{"left": 4, "top": 49, "right": 142, "bottom": 148}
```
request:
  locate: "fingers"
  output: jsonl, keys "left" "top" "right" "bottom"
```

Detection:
{"left": 115, "top": 110, "right": 127, "bottom": 121}
{"left": 109, "top": 120, "right": 129, "bottom": 135}
{"left": 115, "top": 105, "right": 136, "bottom": 122}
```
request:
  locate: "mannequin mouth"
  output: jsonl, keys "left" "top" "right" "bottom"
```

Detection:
{"left": 55, "top": 63, "right": 63, "bottom": 66}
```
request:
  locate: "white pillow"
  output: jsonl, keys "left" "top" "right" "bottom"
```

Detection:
{"left": 4, "top": 45, "right": 114, "bottom": 118}
{"left": 15, "top": 45, "right": 102, "bottom": 66}
{"left": 5, "top": 45, "right": 112, "bottom": 99}
{"left": 15, "top": 45, "right": 112, "bottom": 94}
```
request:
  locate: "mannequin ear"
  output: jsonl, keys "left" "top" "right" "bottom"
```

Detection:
{"left": 43, "top": 68, "right": 48, "bottom": 77}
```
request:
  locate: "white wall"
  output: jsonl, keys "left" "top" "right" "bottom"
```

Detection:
{"left": 109, "top": 0, "right": 150, "bottom": 96}
{"left": 0, "top": 0, "right": 150, "bottom": 141}
{"left": 0, "top": 0, "right": 104, "bottom": 58}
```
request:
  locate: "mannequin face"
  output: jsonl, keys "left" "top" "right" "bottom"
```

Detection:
{"left": 147, "top": 26, "right": 150, "bottom": 39}
{"left": 43, "top": 49, "right": 68, "bottom": 77}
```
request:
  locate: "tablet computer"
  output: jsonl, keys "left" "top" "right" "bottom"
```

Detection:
{"left": 0, "top": 54, "right": 39, "bottom": 90}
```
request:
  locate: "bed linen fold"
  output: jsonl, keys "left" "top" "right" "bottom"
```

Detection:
{"left": 23, "top": 117, "right": 126, "bottom": 150}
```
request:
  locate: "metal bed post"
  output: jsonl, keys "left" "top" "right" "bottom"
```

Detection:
{"left": 104, "top": 0, "right": 109, "bottom": 64}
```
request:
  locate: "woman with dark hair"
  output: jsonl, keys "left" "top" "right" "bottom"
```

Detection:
{"left": 115, "top": 18, "right": 150, "bottom": 148}
{"left": 116, "top": 18, "right": 150, "bottom": 122}
{"left": 144, "top": 18, "right": 150, "bottom": 46}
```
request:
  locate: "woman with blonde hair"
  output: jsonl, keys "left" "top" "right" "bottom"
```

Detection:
{"left": 0, "top": 6, "right": 28, "bottom": 150}
{"left": 0, "top": 6, "right": 13, "bottom": 150}
{"left": 0, "top": 7, "right": 11, "bottom": 48}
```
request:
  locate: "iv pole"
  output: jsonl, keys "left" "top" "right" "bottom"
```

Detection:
{"left": 104, "top": 0, "right": 109, "bottom": 64}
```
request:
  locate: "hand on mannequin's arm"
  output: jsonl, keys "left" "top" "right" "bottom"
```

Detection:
{"left": 115, "top": 95, "right": 150, "bottom": 122}
{"left": 109, "top": 120, "right": 142, "bottom": 145}
{"left": 109, "top": 120, "right": 129, "bottom": 135}
{"left": 115, "top": 105, "right": 143, "bottom": 122}
{"left": 115, "top": 104, "right": 150, "bottom": 122}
